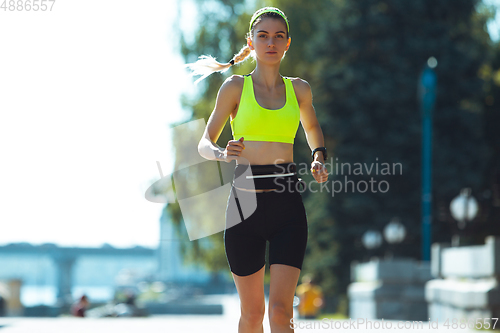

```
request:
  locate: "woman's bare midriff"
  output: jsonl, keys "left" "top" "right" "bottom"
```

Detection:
{"left": 234, "top": 140, "right": 294, "bottom": 193}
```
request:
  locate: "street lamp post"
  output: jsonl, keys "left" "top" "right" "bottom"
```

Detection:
{"left": 419, "top": 57, "right": 438, "bottom": 261}
{"left": 383, "top": 217, "right": 407, "bottom": 259}
{"left": 362, "top": 230, "right": 382, "bottom": 261}
{"left": 449, "top": 188, "right": 479, "bottom": 246}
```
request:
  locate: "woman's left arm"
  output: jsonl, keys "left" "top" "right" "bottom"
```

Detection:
{"left": 293, "top": 78, "right": 329, "bottom": 183}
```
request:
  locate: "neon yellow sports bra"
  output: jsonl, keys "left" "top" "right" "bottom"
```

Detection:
{"left": 230, "top": 74, "right": 300, "bottom": 144}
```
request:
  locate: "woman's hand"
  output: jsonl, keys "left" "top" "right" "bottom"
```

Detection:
{"left": 311, "top": 161, "right": 328, "bottom": 183}
{"left": 222, "top": 137, "right": 245, "bottom": 162}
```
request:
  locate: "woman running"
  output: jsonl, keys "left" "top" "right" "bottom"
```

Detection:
{"left": 188, "top": 7, "right": 328, "bottom": 332}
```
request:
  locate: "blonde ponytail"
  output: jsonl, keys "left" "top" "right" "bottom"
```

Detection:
{"left": 185, "top": 44, "right": 253, "bottom": 84}
{"left": 233, "top": 45, "right": 252, "bottom": 65}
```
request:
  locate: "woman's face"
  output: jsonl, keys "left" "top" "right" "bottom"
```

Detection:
{"left": 248, "top": 17, "right": 291, "bottom": 63}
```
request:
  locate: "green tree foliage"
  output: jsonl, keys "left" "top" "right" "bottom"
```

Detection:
{"left": 300, "top": 0, "right": 495, "bottom": 307}
{"left": 475, "top": 39, "right": 500, "bottom": 240}
{"left": 169, "top": 0, "right": 498, "bottom": 311}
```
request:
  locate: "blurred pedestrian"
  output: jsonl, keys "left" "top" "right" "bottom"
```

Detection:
{"left": 71, "top": 294, "right": 89, "bottom": 317}
{"left": 0, "top": 294, "right": 5, "bottom": 317}
{"left": 124, "top": 290, "right": 136, "bottom": 306}
{"left": 296, "top": 274, "right": 324, "bottom": 319}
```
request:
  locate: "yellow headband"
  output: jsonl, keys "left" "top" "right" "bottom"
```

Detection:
{"left": 249, "top": 8, "right": 289, "bottom": 34}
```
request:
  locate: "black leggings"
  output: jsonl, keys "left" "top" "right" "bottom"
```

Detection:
{"left": 224, "top": 163, "right": 308, "bottom": 277}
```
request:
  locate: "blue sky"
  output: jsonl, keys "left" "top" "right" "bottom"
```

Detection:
{"left": 0, "top": 0, "right": 498, "bottom": 249}
{"left": 483, "top": 0, "right": 500, "bottom": 40}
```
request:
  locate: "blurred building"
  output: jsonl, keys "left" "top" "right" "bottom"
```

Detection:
{"left": 156, "top": 208, "right": 233, "bottom": 292}
{"left": 0, "top": 242, "right": 156, "bottom": 310}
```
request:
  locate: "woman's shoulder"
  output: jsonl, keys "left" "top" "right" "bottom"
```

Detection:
{"left": 222, "top": 75, "right": 245, "bottom": 89}
{"left": 286, "top": 76, "right": 310, "bottom": 89}
{"left": 217, "top": 75, "right": 245, "bottom": 99}
{"left": 287, "top": 76, "right": 312, "bottom": 99}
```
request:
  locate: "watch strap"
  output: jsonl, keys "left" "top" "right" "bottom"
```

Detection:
{"left": 312, "top": 147, "right": 327, "bottom": 160}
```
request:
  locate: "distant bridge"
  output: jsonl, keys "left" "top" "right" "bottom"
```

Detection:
{"left": 0, "top": 243, "right": 156, "bottom": 305}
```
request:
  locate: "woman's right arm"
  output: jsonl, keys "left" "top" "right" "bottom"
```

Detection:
{"left": 198, "top": 75, "right": 245, "bottom": 162}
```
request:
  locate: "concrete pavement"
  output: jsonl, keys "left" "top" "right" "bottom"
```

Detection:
{"left": 0, "top": 294, "right": 484, "bottom": 332}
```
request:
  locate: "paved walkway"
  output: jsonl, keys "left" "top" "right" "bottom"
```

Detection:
{"left": 0, "top": 294, "right": 483, "bottom": 333}
{"left": 0, "top": 316, "right": 484, "bottom": 333}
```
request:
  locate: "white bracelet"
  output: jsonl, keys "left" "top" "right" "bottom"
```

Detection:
{"left": 246, "top": 172, "right": 296, "bottom": 179}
